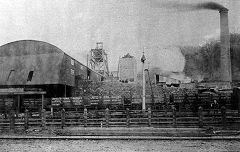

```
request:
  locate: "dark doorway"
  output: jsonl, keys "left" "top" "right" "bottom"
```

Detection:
{"left": 27, "top": 71, "right": 34, "bottom": 81}
{"left": 87, "top": 70, "right": 91, "bottom": 80}
{"left": 156, "top": 74, "right": 159, "bottom": 83}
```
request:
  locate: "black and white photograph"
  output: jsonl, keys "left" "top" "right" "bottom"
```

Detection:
{"left": 0, "top": 0, "right": 240, "bottom": 151}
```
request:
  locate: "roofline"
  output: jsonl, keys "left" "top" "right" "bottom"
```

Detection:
{"left": 0, "top": 40, "right": 105, "bottom": 78}
{"left": 0, "top": 40, "right": 64, "bottom": 54}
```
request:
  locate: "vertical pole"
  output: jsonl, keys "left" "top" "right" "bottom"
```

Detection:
{"left": 118, "top": 56, "right": 120, "bottom": 80}
{"left": 41, "top": 109, "right": 46, "bottom": 129}
{"left": 24, "top": 109, "right": 29, "bottom": 130}
{"left": 172, "top": 106, "right": 176, "bottom": 128}
{"left": 164, "top": 94, "right": 167, "bottom": 115}
{"left": 10, "top": 110, "right": 15, "bottom": 131}
{"left": 147, "top": 69, "right": 154, "bottom": 109}
{"left": 109, "top": 92, "right": 112, "bottom": 107}
{"left": 17, "top": 95, "right": 20, "bottom": 116}
{"left": 3, "top": 97, "right": 6, "bottom": 119}
{"left": 148, "top": 107, "right": 151, "bottom": 127}
{"left": 41, "top": 94, "right": 44, "bottom": 111}
{"left": 141, "top": 52, "right": 146, "bottom": 111}
{"left": 198, "top": 106, "right": 203, "bottom": 128}
{"left": 221, "top": 106, "right": 226, "bottom": 129}
{"left": 51, "top": 106, "right": 53, "bottom": 117}
{"left": 142, "top": 62, "right": 146, "bottom": 111}
{"left": 238, "top": 89, "right": 240, "bottom": 114}
{"left": 61, "top": 108, "right": 65, "bottom": 129}
{"left": 64, "top": 83, "right": 67, "bottom": 97}
{"left": 83, "top": 108, "right": 88, "bottom": 127}
{"left": 126, "top": 108, "right": 130, "bottom": 127}
{"left": 105, "top": 108, "right": 109, "bottom": 128}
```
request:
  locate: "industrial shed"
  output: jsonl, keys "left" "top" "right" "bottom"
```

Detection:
{"left": 0, "top": 40, "right": 103, "bottom": 98}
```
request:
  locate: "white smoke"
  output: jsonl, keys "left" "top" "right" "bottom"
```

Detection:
{"left": 147, "top": 46, "right": 185, "bottom": 72}
{"left": 199, "top": 28, "right": 220, "bottom": 47}
{"left": 204, "top": 28, "right": 220, "bottom": 41}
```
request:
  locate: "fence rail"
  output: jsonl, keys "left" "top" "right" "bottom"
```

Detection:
{"left": 0, "top": 106, "right": 239, "bottom": 131}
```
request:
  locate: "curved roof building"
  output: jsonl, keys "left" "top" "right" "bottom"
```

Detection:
{"left": 0, "top": 40, "right": 64, "bottom": 85}
{"left": 0, "top": 40, "right": 102, "bottom": 97}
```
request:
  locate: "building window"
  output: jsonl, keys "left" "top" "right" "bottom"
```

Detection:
{"left": 71, "top": 69, "right": 75, "bottom": 75}
{"left": 71, "top": 59, "right": 74, "bottom": 65}
{"left": 27, "top": 71, "right": 34, "bottom": 81}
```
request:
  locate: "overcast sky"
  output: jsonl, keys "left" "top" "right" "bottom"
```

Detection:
{"left": 0, "top": 0, "right": 239, "bottom": 72}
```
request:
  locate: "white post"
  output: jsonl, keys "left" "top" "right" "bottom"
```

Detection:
{"left": 142, "top": 62, "right": 146, "bottom": 110}
{"left": 141, "top": 52, "right": 146, "bottom": 111}
{"left": 51, "top": 106, "right": 53, "bottom": 116}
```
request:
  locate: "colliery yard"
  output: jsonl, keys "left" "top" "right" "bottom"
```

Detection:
{"left": 0, "top": 26, "right": 240, "bottom": 134}
{"left": 0, "top": 1, "right": 240, "bottom": 152}
{"left": 0, "top": 1, "right": 239, "bottom": 146}
{"left": 0, "top": 67, "right": 239, "bottom": 131}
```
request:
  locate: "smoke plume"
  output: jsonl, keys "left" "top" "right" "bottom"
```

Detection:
{"left": 150, "top": 1, "right": 227, "bottom": 11}
{"left": 196, "top": 2, "right": 227, "bottom": 11}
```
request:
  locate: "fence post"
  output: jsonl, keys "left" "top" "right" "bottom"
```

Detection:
{"left": 105, "top": 108, "right": 110, "bottom": 127}
{"left": 83, "top": 108, "right": 88, "bottom": 127}
{"left": 164, "top": 94, "right": 168, "bottom": 115}
{"left": 24, "top": 109, "right": 29, "bottom": 130}
{"left": 172, "top": 106, "right": 176, "bottom": 128}
{"left": 148, "top": 107, "right": 152, "bottom": 127}
{"left": 221, "top": 106, "right": 226, "bottom": 129}
{"left": 41, "top": 109, "right": 46, "bottom": 129}
{"left": 126, "top": 108, "right": 130, "bottom": 127}
{"left": 10, "top": 110, "right": 15, "bottom": 131}
{"left": 61, "top": 108, "right": 65, "bottom": 129}
{"left": 51, "top": 106, "right": 53, "bottom": 117}
{"left": 198, "top": 106, "right": 203, "bottom": 128}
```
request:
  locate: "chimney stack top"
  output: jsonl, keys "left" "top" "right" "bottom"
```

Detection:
{"left": 219, "top": 8, "right": 228, "bottom": 13}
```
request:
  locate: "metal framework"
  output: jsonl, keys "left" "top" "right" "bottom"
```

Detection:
{"left": 88, "top": 42, "right": 109, "bottom": 77}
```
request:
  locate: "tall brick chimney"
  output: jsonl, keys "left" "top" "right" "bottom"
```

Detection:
{"left": 219, "top": 9, "right": 232, "bottom": 82}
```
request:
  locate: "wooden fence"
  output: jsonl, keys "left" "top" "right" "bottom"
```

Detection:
{"left": 0, "top": 106, "right": 239, "bottom": 131}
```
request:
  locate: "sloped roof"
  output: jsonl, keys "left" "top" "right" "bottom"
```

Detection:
{"left": 0, "top": 40, "right": 64, "bottom": 85}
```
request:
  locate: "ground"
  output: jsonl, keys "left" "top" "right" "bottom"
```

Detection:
{"left": 0, "top": 139, "right": 240, "bottom": 152}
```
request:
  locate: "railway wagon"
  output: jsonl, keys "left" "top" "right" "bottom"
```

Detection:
{"left": 48, "top": 91, "right": 233, "bottom": 112}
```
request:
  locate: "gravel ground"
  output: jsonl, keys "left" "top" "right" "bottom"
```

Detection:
{"left": 0, "top": 140, "right": 240, "bottom": 152}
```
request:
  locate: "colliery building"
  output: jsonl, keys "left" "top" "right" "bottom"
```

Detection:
{"left": 118, "top": 53, "right": 137, "bottom": 82}
{"left": 0, "top": 40, "right": 103, "bottom": 98}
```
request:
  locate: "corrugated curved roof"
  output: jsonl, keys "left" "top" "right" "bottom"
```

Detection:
{"left": 0, "top": 40, "right": 64, "bottom": 85}
{"left": 0, "top": 40, "right": 63, "bottom": 57}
